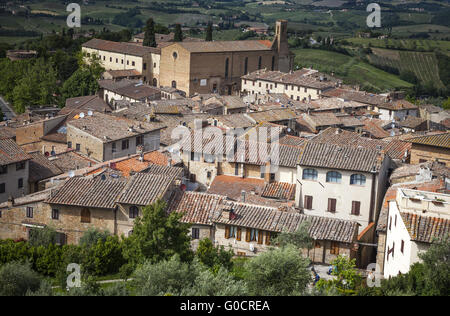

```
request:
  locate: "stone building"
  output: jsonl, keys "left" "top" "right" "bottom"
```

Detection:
{"left": 407, "top": 132, "right": 450, "bottom": 167}
{"left": 159, "top": 20, "right": 294, "bottom": 97}
{"left": 66, "top": 112, "right": 163, "bottom": 162}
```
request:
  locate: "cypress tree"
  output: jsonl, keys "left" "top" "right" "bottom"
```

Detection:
{"left": 143, "top": 18, "right": 156, "bottom": 47}
{"left": 206, "top": 22, "right": 213, "bottom": 41}
{"left": 174, "top": 24, "right": 183, "bottom": 42}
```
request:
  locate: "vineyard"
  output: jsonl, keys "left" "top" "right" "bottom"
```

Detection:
{"left": 368, "top": 48, "right": 445, "bottom": 88}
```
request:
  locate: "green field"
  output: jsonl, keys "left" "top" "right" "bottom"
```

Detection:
{"left": 293, "top": 48, "right": 413, "bottom": 92}
{"left": 368, "top": 48, "right": 445, "bottom": 88}
{"left": 346, "top": 37, "right": 450, "bottom": 52}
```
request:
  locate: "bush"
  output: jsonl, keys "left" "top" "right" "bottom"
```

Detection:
{"left": 79, "top": 228, "right": 110, "bottom": 248}
{"left": 0, "top": 262, "right": 42, "bottom": 296}
{"left": 196, "top": 238, "right": 233, "bottom": 271}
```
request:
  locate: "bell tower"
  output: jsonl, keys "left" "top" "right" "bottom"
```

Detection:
{"left": 273, "top": 20, "right": 294, "bottom": 73}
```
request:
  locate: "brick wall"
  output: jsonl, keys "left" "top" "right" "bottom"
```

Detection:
{"left": 410, "top": 144, "right": 450, "bottom": 167}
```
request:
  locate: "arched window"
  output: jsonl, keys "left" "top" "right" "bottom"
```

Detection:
{"left": 81, "top": 208, "right": 91, "bottom": 223}
{"left": 350, "top": 174, "right": 366, "bottom": 186}
{"left": 171, "top": 81, "right": 177, "bottom": 88}
{"left": 152, "top": 78, "right": 157, "bottom": 87}
{"left": 326, "top": 171, "right": 342, "bottom": 183}
{"left": 244, "top": 57, "right": 248, "bottom": 75}
{"left": 302, "top": 169, "right": 318, "bottom": 181}
{"left": 258, "top": 56, "right": 262, "bottom": 70}
{"left": 271, "top": 55, "right": 275, "bottom": 71}
{"left": 129, "top": 206, "right": 139, "bottom": 219}
{"left": 225, "top": 58, "right": 229, "bottom": 79}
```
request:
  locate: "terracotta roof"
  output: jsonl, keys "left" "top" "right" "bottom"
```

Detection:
{"left": 278, "top": 144, "right": 303, "bottom": 168}
{"left": 49, "top": 150, "right": 96, "bottom": 173}
{"left": 378, "top": 100, "right": 418, "bottom": 111}
{"left": 384, "top": 140, "right": 411, "bottom": 160}
{"left": 278, "top": 135, "right": 306, "bottom": 147}
{"left": 299, "top": 141, "right": 382, "bottom": 173}
{"left": 401, "top": 212, "right": 450, "bottom": 243}
{"left": 361, "top": 119, "right": 390, "bottom": 139}
{"left": 247, "top": 108, "right": 297, "bottom": 123}
{"left": 62, "top": 95, "right": 111, "bottom": 115}
{"left": 82, "top": 38, "right": 160, "bottom": 56}
{"left": 168, "top": 40, "right": 272, "bottom": 53}
{"left": 406, "top": 132, "right": 450, "bottom": 149}
{"left": 212, "top": 201, "right": 359, "bottom": 243}
{"left": 116, "top": 173, "right": 176, "bottom": 206}
{"left": 115, "top": 83, "right": 161, "bottom": 101}
{"left": 46, "top": 176, "right": 126, "bottom": 209}
{"left": 261, "top": 182, "right": 295, "bottom": 200}
{"left": 167, "top": 191, "right": 227, "bottom": 225}
{"left": 0, "top": 138, "right": 31, "bottom": 166}
{"left": 28, "top": 151, "right": 63, "bottom": 183}
{"left": 398, "top": 116, "right": 425, "bottom": 129}
{"left": 208, "top": 175, "right": 265, "bottom": 200}
{"left": 103, "top": 69, "right": 141, "bottom": 78}
{"left": 322, "top": 88, "right": 387, "bottom": 106}
{"left": 0, "top": 126, "right": 16, "bottom": 140}
{"left": 67, "top": 111, "right": 164, "bottom": 143}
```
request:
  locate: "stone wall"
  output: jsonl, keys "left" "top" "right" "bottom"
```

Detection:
{"left": 410, "top": 143, "right": 450, "bottom": 167}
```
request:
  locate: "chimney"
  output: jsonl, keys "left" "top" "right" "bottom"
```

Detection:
{"left": 7, "top": 196, "right": 14, "bottom": 208}
{"left": 241, "top": 190, "right": 246, "bottom": 203}
{"left": 264, "top": 162, "right": 272, "bottom": 183}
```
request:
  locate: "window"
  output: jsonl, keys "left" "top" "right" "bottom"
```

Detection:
{"left": 326, "top": 171, "right": 342, "bottom": 183}
{"left": 327, "top": 198, "right": 337, "bottom": 213}
{"left": 76, "top": 144, "right": 81, "bottom": 151}
{"left": 109, "top": 57, "right": 112, "bottom": 62}
{"left": 132, "top": 61, "right": 135, "bottom": 66}
{"left": 207, "top": 171, "right": 212, "bottom": 179}
{"left": 153, "top": 62, "right": 157, "bottom": 68}
{"left": 143, "top": 63, "right": 147, "bottom": 70}
{"left": 116, "top": 58, "right": 118, "bottom": 63}
{"left": 152, "top": 78, "right": 157, "bottom": 87}
{"left": 18, "top": 178, "right": 23, "bottom": 189}
{"left": 52, "top": 209, "right": 59, "bottom": 220}
{"left": 81, "top": 208, "right": 91, "bottom": 223}
{"left": 129, "top": 206, "right": 139, "bottom": 219}
{"left": 122, "top": 139, "right": 129, "bottom": 150}
{"left": 112, "top": 142, "right": 116, "bottom": 153}
{"left": 351, "top": 201, "right": 361, "bottom": 215}
{"left": 234, "top": 163, "right": 239, "bottom": 176}
{"left": 225, "top": 225, "right": 237, "bottom": 239}
{"left": 192, "top": 228, "right": 200, "bottom": 239}
{"left": 0, "top": 183, "right": 5, "bottom": 193}
{"left": 55, "top": 232, "right": 66, "bottom": 245}
{"left": 389, "top": 216, "right": 392, "bottom": 231}
{"left": 302, "top": 169, "right": 318, "bottom": 181}
{"left": 225, "top": 58, "right": 229, "bottom": 79}
{"left": 0, "top": 165, "right": 7, "bottom": 174}
{"left": 250, "top": 228, "right": 258, "bottom": 242}
{"left": 0, "top": 210, "right": 2, "bottom": 218}
{"left": 172, "top": 81, "right": 177, "bottom": 88}
{"left": 26, "top": 207, "right": 33, "bottom": 218}
{"left": 304, "top": 195, "right": 313, "bottom": 210}
{"left": 16, "top": 161, "right": 25, "bottom": 170}
{"left": 127, "top": 60, "right": 129, "bottom": 65}
{"left": 67, "top": 141, "right": 72, "bottom": 149}
{"left": 136, "top": 135, "right": 144, "bottom": 146}
{"left": 330, "top": 242, "right": 339, "bottom": 255}
{"left": 258, "top": 56, "right": 262, "bottom": 70}
{"left": 401, "top": 240, "right": 404, "bottom": 254}
{"left": 244, "top": 57, "right": 248, "bottom": 75}
{"left": 271, "top": 55, "right": 275, "bottom": 71}
{"left": 172, "top": 52, "right": 178, "bottom": 59}
{"left": 121, "top": 59, "right": 123, "bottom": 64}
{"left": 350, "top": 174, "right": 366, "bottom": 186}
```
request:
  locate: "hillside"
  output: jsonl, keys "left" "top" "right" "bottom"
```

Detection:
{"left": 292, "top": 48, "right": 413, "bottom": 92}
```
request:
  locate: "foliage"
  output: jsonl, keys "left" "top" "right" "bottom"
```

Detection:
{"left": 122, "top": 199, "right": 193, "bottom": 267}
{"left": 206, "top": 22, "right": 213, "bottom": 42}
{"left": 174, "top": 24, "right": 183, "bottom": 42}
{"left": 443, "top": 97, "right": 450, "bottom": 110}
{"left": 195, "top": 238, "right": 233, "bottom": 272}
{"left": 273, "top": 221, "right": 313, "bottom": 250}
{"left": 143, "top": 18, "right": 156, "bottom": 48}
{"left": 79, "top": 228, "right": 110, "bottom": 248}
{"left": 28, "top": 226, "right": 58, "bottom": 247}
{"left": 244, "top": 245, "right": 311, "bottom": 296}
{"left": 0, "top": 262, "right": 42, "bottom": 296}
{"left": 316, "top": 255, "right": 363, "bottom": 296}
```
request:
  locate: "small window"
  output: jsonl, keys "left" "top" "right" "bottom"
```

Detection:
{"left": 0, "top": 210, "right": 2, "bottom": 218}
{"left": 304, "top": 195, "right": 313, "bottom": 210}
{"left": 192, "top": 228, "right": 200, "bottom": 239}
{"left": 401, "top": 240, "right": 404, "bottom": 254}
{"left": 129, "top": 206, "right": 139, "bottom": 219}
{"left": 207, "top": 171, "right": 212, "bottom": 179}
{"left": 327, "top": 198, "right": 337, "bottom": 213}
{"left": 302, "top": 169, "right": 318, "bottom": 181}
{"left": 76, "top": 144, "right": 81, "bottom": 151}
{"left": 110, "top": 57, "right": 112, "bottom": 62}
{"left": 350, "top": 174, "right": 366, "bottom": 186}
{"left": 136, "top": 135, "right": 144, "bottom": 146}
{"left": 330, "top": 241, "right": 339, "bottom": 255}
{"left": 116, "top": 58, "right": 118, "bottom": 63}
{"left": 172, "top": 81, "right": 177, "bottom": 89}
{"left": 67, "top": 141, "right": 72, "bottom": 149}
{"left": 16, "top": 161, "right": 26, "bottom": 171}
{"left": 18, "top": 178, "right": 23, "bottom": 189}
{"left": 26, "top": 207, "right": 33, "bottom": 218}
{"left": 81, "top": 208, "right": 91, "bottom": 223}
{"left": 132, "top": 61, "right": 135, "bottom": 66}
{"left": 326, "top": 171, "right": 342, "bottom": 183}
{"left": 153, "top": 63, "right": 157, "bottom": 68}
{"left": 52, "top": 209, "right": 59, "bottom": 220}
{"left": 258, "top": 56, "right": 262, "bottom": 69}
{"left": 351, "top": 201, "right": 361, "bottom": 215}
{"left": 234, "top": 163, "right": 239, "bottom": 176}
{"left": 0, "top": 183, "right": 5, "bottom": 193}
{"left": 122, "top": 139, "right": 129, "bottom": 150}
{"left": 0, "top": 166, "right": 7, "bottom": 174}
{"left": 143, "top": 63, "right": 147, "bottom": 70}
{"left": 173, "top": 52, "right": 178, "bottom": 59}
{"left": 112, "top": 142, "right": 116, "bottom": 153}
{"left": 250, "top": 228, "right": 258, "bottom": 241}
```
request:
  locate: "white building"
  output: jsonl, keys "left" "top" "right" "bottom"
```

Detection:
{"left": 373, "top": 100, "right": 418, "bottom": 121}
{"left": 383, "top": 188, "right": 450, "bottom": 278}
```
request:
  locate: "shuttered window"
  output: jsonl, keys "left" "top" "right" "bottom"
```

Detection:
{"left": 330, "top": 241, "right": 339, "bottom": 255}
{"left": 304, "top": 195, "right": 313, "bottom": 210}
{"left": 225, "top": 225, "right": 230, "bottom": 239}
{"left": 257, "top": 230, "right": 263, "bottom": 245}
{"left": 81, "top": 208, "right": 91, "bottom": 223}
{"left": 246, "top": 228, "right": 251, "bottom": 242}
{"left": 351, "top": 201, "right": 361, "bottom": 215}
{"left": 236, "top": 227, "right": 242, "bottom": 241}
{"left": 327, "top": 198, "right": 337, "bottom": 213}
{"left": 265, "top": 232, "right": 271, "bottom": 245}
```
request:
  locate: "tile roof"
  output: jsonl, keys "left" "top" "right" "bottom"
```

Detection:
{"left": 212, "top": 201, "right": 359, "bottom": 243}
{"left": 103, "top": 69, "right": 141, "bottom": 78}
{"left": 167, "top": 191, "right": 227, "bottom": 225}
{"left": 46, "top": 176, "right": 126, "bottom": 209}
{"left": 406, "top": 132, "right": 450, "bottom": 149}
{"left": 116, "top": 173, "right": 176, "bottom": 206}
{"left": 298, "top": 142, "right": 382, "bottom": 173}
{"left": 311, "top": 97, "right": 367, "bottom": 111}
{"left": 261, "top": 182, "right": 295, "bottom": 200}
{"left": 401, "top": 212, "right": 450, "bottom": 243}
{"left": 360, "top": 118, "right": 390, "bottom": 139}
{"left": 169, "top": 40, "right": 272, "bottom": 53}
{"left": 378, "top": 100, "right": 418, "bottom": 111}
{"left": 208, "top": 175, "right": 265, "bottom": 200}
{"left": 141, "top": 164, "right": 183, "bottom": 178}
{"left": 82, "top": 38, "right": 160, "bottom": 56}
{"left": 322, "top": 88, "right": 387, "bottom": 106}
{"left": 247, "top": 108, "right": 298, "bottom": 123}
{"left": 49, "top": 150, "right": 96, "bottom": 173}
{"left": 28, "top": 151, "right": 63, "bottom": 183}
{"left": 67, "top": 111, "right": 164, "bottom": 143}
{"left": 115, "top": 83, "right": 161, "bottom": 101}
{"left": 278, "top": 135, "right": 307, "bottom": 147}
{"left": 278, "top": 144, "right": 303, "bottom": 168}
{"left": 0, "top": 138, "right": 31, "bottom": 166}
{"left": 62, "top": 95, "right": 111, "bottom": 115}
{"left": 398, "top": 116, "right": 425, "bottom": 129}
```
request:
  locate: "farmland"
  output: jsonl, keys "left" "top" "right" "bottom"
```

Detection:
{"left": 292, "top": 48, "right": 413, "bottom": 92}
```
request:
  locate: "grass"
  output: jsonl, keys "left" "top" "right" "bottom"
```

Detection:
{"left": 346, "top": 37, "right": 450, "bottom": 52}
{"left": 292, "top": 48, "right": 413, "bottom": 92}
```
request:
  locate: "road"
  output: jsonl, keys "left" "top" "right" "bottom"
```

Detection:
{"left": 0, "top": 96, "right": 16, "bottom": 121}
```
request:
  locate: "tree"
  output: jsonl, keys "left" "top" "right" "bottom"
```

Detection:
{"left": 273, "top": 221, "right": 313, "bottom": 250}
{"left": 174, "top": 24, "right": 183, "bottom": 42}
{"left": 244, "top": 245, "right": 311, "bottom": 296}
{"left": 79, "top": 228, "right": 110, "bottom": 248}
{"left": 0, "top": 262, "right": 42, "bottom": 296}
{"left": 28, "top": 226, "right": 58, "bottom": 247}
{"left": 443, "top": 97, "right": 450, "bottom": 110}
{"left": 316, "top": 255, "right": 363, "bottom": 296}
{"left": 122, "top": 199, "right": 193, "bottom": 266}
{"left": 196, "top": 238, "right": 233, "bottom": 271}
{"left": 205, "top": 22, "right": 213, "bottom": 41}
{"left": 143, "top": 18, "right": 156, "bottom": 47}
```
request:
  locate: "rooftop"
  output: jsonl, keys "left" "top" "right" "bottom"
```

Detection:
{"left": 167, "top": 40, "right": 272, "bottom": 53}
{"left": 28, "top": 151, "right": 63, "bottom": 183}
{"left": 82, "top": 38, "right": 160, "bottom": 56}
{"left": 0, "top": 138, "right": 31, "bottom": 166}
{"left": 406, "top": 132, "right": 450, "bottom": 149}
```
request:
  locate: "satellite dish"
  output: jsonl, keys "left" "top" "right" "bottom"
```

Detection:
{"left": 79, "top": 112, "right": 85, "bottom": 118}
{"left": 88, "top": 111, "right": 93, "bottom": 116}
{"left": 68, "top": 170, "right": 75, "bottom": 178}
{"left": 390, "top": 130, "right": 395, "bottom": 137}
{"left": 249, "top": 243, "right": 255, "bottom": 252}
